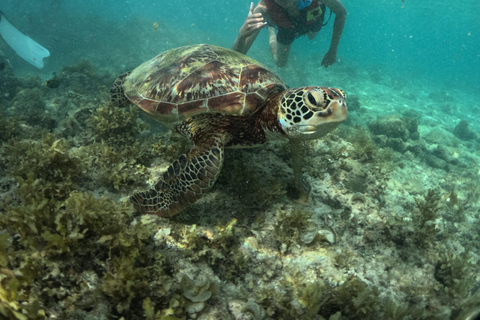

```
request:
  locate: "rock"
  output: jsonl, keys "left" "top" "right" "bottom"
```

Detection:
{"left": 344, "top": 168, "right": 369, "bottom": 193}
{"left": 453, "top": 120, "right": 477, "bottom": 141}
{"left": 403, "top": 117, "right": 420, "bottom": 140}
{"left": 372, "top": 135, "right": 407, "bottom": 153}
{"left": 402, "top": 177, "right": 426, "bottom": 195}
{"left": 423, "top": 128, "right": 458, "bottom": 147}
{"left": 368, "top": 115, "right": 419, "bottom": 142}
{"left": 385, "top": 137, "right": 407, "bottom": 153}
{"left": 432, "top": 145, "right": 451, "bottom": 163}
{"left": 425, "top": 155, "right": 448, "bottom": 170}
{"left": 406, "top": 140, "right": 428, "bottom": 156}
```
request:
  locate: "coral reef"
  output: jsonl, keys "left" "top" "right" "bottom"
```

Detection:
{"left": 0, "top": 54, "right": 479, "bottom": 320}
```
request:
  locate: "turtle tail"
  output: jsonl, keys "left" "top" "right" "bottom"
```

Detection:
{"left": 131, "top": 134, "right": 225, "bottom": 217}
{"left": 109, "top": 72, "right": 131, "bottom": 107}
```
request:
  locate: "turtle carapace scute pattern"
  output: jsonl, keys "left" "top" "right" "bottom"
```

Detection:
{"left": 110, "top": 44, "right": 347, "bottom": 217}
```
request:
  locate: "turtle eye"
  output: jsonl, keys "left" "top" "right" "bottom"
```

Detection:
{"left": 307, "top": 92, "right": 316, "bottom": 105}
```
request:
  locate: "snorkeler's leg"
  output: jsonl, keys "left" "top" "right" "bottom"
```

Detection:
{"left": 275, "top": 42, "right": 291, "bottom": 68}
{"left": 268, "top": 26, "right": 291, "bottom": 67}
{"left": 268, "top": 25, "right": 277, "bottom": 57}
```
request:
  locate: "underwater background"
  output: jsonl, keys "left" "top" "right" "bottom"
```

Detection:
{"left": 0, "top": 0, "right": 479, "bottom": 319}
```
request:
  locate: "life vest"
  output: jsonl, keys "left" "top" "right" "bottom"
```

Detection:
{"left": 265, "top": 0, "right": 326, "bottom": 29}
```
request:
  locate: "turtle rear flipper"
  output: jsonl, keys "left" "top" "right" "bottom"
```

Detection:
{"left": 110, "top": 72, "right": 131, "bottom": 107}
{"left": 131, "top": 135, "right": 225, "bottom": 217}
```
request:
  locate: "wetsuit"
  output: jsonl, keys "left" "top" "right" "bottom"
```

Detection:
{"left": 265, "top": 0, "right": 326, "bottom": 45}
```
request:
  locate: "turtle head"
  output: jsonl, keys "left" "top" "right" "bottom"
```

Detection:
{"left": 278, "top": 87, "right": 347, "bottom": 140}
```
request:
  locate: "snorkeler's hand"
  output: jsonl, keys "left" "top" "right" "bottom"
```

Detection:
{"left": 238, "top": 2, "right": 267, "bottom": 39}
{"left": 321, "top": 50, "right": 337, "bottom": 68}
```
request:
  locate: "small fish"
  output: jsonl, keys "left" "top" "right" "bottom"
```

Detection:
{"left": 0, "top": 62, "right": 5, "bottom": 71}
{"left": 153, "top": 22, "right": 158, "bottom": 31}
{"left": 45, "top": 78, "right": 60, "bottom": 88}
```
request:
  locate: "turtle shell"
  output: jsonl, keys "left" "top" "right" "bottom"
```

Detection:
{"left": 122, "top": 44, "right": 287, "bottom": 126}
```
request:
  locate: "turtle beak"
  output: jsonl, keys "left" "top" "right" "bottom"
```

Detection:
{"left": 278, "top": 87, "right": 347, "bottom": 139}
{"left": 321, "top": 96, "right": 348, "bottom": 122}
{"left": 302, "top": 90, "right": 347, "bottom": 137}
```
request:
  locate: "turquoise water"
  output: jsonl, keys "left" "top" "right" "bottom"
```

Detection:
{"left": 2, "top": 1, "right": 480, "bottom": 318}
{"left": 0, "top": 0, "right": 480, "bottom": 320}
{"left": 2, "top": 0, "right": 479, "bottom": 92}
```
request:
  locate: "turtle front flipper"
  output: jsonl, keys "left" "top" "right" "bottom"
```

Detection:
{"left": 131, "top": 135, "right": 225, "bottom": 217}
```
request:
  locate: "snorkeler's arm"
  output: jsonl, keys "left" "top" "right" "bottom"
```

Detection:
{"left": 233, "top": 2, "right": 268, "bottom": 54}
{"left": 321, "top": 0, "right": 346, "bottom": 67}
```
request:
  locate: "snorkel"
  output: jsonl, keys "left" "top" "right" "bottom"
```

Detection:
{"left": 297, "top": 0, "right": 313, "bottom": 10}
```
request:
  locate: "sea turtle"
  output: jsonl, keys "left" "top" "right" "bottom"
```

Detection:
{"left": 110, "top": 44, "right": 347, "bottom": 217}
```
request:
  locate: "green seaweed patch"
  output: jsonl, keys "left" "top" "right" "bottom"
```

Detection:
{"left": 79, "top": 142, "right": 149, "bottom": 190}
{"left": 274, "top": 206, "right": 312, "bottom": 250}
{"left": 341, "top": 126, "right": 377, "bottom": 162}
{"left": 171, "top": 220, "right": 248, "bottom": 281}
{"left": 88, "top": 104, "right": 149, "bottom": 146}
{"left": 8, "top": 85, "right": 58, "bottom": 131}
{"left": 297, "top": 280, "right": 328, "bottom": 315}
{"left": 1, "top": 177, "right": 174, "bottom": 319}
{"left": 252, "top": 274, "right": 385, "bottom": 319}
{"left": 319, "top": 276, "right": 381, "bottom": 318}
{"left": 413, "top": 189, "right": 442, "bottom": 249}
{"left": 142, "top": 296, "right": 182, "bottom": 320}
{"left": 3, "top": 134, "right": 82, "bottom": 201}
{"left": 57, "top": 59, "right": 114, "bottom": 94}
{"left": 60, "top": 59, "right": 98, "bottom": 78}
{"left": 0, "top": 114, "right": 21, "bottom": 142}
{"left": 434, "top": 248, "right": 476, "bottom": 301}
{"left": 338, "top": 126, "right": 398, "bottom": 167}
{"left": 0, "top": 266, "right": 46, "bottom": 320}
{"left": 4, "top": 134, "right": 82, "bottom": 181}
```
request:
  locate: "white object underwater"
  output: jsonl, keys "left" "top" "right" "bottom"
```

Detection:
{"left": 0, "top": 10, "right": 50, "bottom": 68}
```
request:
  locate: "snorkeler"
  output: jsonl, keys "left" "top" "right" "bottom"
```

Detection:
{"left": 233, "top": 0, "right": 346, "bottom": 68}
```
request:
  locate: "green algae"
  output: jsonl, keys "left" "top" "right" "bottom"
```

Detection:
{"left": 4, "top": 134, "right": 82, "bottom": 184}
{"left": 297, "top": 281, "right": 327, "bottom": 315}
{"left": 88, "top": 104, "right": 148, "bottom": 145}
{"left": 0, "top": 113, "right": 21, "bottom": 142}
{"left": 274, "top": 206, "right": 312, "bottom": 249}
{"left": 0, "top": 58, "right": 479, "bottom": 320}
{"left": 0, "top": 178, "right": 173, "bottom": 319}
{"left": 0, "top": 267, "right": 46, "bottom": 320}
{"left": 413, "top": 189, "right": 441, "bottom": 248}
{"left": 79, "top": 141, "right": 149, "bottom": 190}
